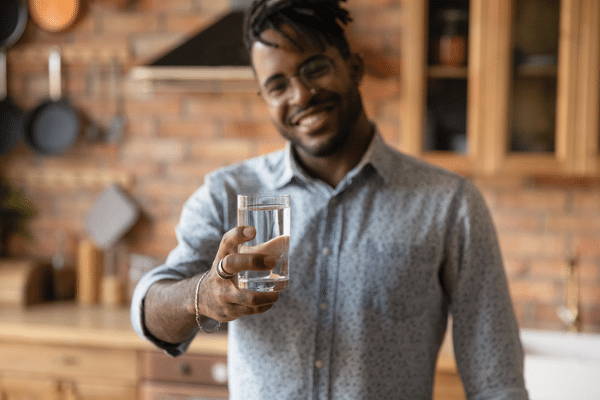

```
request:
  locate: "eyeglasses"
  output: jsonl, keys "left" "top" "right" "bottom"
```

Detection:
{"left": 258, "top": 55, "right": 336, "bottom": 106}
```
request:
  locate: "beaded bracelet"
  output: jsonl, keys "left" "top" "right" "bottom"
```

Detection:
{"left": 194, "top": 271, "right": 222, "bottom": 333}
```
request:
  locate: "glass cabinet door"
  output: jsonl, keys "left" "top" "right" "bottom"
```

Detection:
{"left": 508, "top": 0, "right": 560, "bottom": 153}
{"left": 425, "top": 0, "right": 469, "bottom": 153}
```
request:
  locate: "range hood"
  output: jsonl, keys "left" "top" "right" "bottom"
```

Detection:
{"left": 130, "top": 10, "right": 256, "bottom": 91}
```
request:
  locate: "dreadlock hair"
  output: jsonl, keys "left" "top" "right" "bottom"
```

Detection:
{"left": 244, "top": 0, "right": 353, "bottom": 59}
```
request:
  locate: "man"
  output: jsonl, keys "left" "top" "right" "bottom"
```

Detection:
{"left": 132, "top": 1, "right": 528, "bottom": 399}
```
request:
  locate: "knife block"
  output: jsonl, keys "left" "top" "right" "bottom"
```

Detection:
{"left": 0, "top": 258, "right": 52, "bottom": 307}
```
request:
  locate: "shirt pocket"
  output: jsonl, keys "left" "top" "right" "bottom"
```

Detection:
{"left": 356, "top": 238, "right": 441, "bottom": 321}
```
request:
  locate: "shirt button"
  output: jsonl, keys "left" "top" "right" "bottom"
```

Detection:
{"left": 319, "top": 303, "right": 328, "bottom": 310}
{"left": 314, "top": 360, "right": 324, "bottom": 369}
{"left": 322, "top": 247, "right": 331, "bottom": 256}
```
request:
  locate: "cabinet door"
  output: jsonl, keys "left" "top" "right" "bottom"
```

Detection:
{"left": 0, "top": 375, "right": 61, "bottom": 400}
{"left": 61, "top": 381, "right": 136, "bottom": 400}
{"left": 140, "top": 382, "right": 228, "bottom": 400}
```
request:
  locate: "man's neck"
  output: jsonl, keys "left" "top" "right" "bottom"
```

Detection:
{"left": 293, "top": 115, "right": 374, "bottom": 188}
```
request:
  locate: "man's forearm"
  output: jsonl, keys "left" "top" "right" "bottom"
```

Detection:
{"left": 144, "top": 277, "right": 198, "bottom": 345}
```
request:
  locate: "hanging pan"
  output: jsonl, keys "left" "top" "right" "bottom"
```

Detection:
{"left": 0, "top": 0, "right": 28, "bottom": 155}
{"left": 28, "top": 0, "right": 80, "bottom": 33}
{"left": 0, "top": 51, "right": 24, "bottom": 155}
{"left": 0, "top": 0, "right": 28, "bottom": 48}
{"left": 25, "top": 48, "right": 80, "bottom": 155}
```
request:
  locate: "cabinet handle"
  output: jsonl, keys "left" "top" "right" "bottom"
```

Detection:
{"left": 179, "top": 362, "right": 192, "bottom": 376}
{"left": 61, "top": 355, "right": 79, "bottom": 366}
{"left": 211, "top": 362, "right": 228, "bottom": 384}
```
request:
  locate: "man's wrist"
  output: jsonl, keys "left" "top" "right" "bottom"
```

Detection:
{"left": 193, "top": 271, "right": 222, "bottom": 333}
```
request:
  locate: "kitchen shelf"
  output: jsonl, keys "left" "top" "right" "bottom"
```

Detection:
{"left": 515, "top": 64, "right": 557, "bottom": 78}
{"left": 129, "top": 66, "right": 257, "bottom": 93}
{"left": 428, "top": 65, "right": 468, "bottom": 79}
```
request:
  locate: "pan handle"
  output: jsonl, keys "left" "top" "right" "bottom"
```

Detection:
{"left": 0, "top": 50, "right": 6, "bottom": 100}
{"left": 48, "top": 47, "right": 62, "bottom": 100}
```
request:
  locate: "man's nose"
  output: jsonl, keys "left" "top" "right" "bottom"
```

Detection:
{"left": 288, "top": 76, "right": 314, "bottom": 106}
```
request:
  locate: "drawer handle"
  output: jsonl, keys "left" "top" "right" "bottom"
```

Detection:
{"left": 61, "top": 355, "right": 79, "bottom": 366}
{"left": 211, "top": 362, "right": 228, "bottom": 384}
{"left": 179, "top": 362, "right": 192, "bottom": 376}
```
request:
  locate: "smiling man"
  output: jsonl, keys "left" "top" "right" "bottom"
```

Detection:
{"left": 131, "top": 1, "right": 528, "bottom": 399}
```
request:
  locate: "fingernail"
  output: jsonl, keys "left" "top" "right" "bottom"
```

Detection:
{"left": 243, "top": 226, "right": 255, "bottom": 238}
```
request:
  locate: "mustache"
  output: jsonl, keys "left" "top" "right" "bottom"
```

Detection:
{"left": 287, "top": 92, "right": 341, "bottom": 125}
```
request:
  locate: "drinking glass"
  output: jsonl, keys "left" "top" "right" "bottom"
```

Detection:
{"left": 236, "top": 194, "right": 290, "bottom": 292}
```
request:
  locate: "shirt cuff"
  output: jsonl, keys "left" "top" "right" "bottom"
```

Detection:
{"left": 130, "top": 271, "right": 195, "bottom": 357}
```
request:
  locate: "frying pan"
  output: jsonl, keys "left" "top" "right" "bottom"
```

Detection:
{"left": 28, "top": 0, "right": 80, "bottom": 33}
{"left": 0, "top": 51, "right": 24, "bottom": 155}
{"left": 25, "top": 48, "right": 80, "bottom": 155}
{"left": 0, "top": 0, "right": 28, "bottom": 49}
{"left": 0, "top": 0, "right": 28, "bottom": 155}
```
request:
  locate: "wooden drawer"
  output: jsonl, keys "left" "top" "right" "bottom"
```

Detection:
{"left": 141, "top": 352, "right": 228, "bottom": 386}
{"left": 63, "top": 379, "right": 137, "bottom": 400}
{"left": 0, "top": 374, "right": 62, "bottom": 400}
{"left": 433, "top": 370, "right": 466, "bottom": 400}
{"left": 140, "top": 382, "right": 228, "bottom": 400}
{"left": 0, "top": 342, "right": 138, "bottom": 383}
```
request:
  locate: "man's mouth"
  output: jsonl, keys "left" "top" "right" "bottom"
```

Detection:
{"left": 290, "top": 102, "right": 336, "bottom": 127}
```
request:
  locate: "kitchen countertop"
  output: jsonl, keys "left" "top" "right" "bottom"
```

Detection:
{"left": 0, "top": 302, "right": 228, "bottom": 355}
{"left": 0, "top": 302, "right": 457, "bottom": 371}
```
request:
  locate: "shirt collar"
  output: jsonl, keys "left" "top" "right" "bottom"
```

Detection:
{"left": 271, "top": 124, "right": 394, "bottom": 190}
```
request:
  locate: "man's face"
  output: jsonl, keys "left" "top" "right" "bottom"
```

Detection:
{"left": 251, "top": 27, "right": 364, "bottom": 158}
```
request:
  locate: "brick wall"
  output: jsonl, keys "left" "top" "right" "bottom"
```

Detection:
{"left": 475, "top": 178, "right": 600, "bottom": 332}
{"left": 1, "top": 0, "right": 599, "bottom": 332}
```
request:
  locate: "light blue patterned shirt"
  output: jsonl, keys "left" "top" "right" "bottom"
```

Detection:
{"left": 131, "top": 131, "right": 528, "bottom": 400}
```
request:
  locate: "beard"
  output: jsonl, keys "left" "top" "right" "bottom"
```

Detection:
{"left": 276, "top": 85, "right": 364, "bottom": 158}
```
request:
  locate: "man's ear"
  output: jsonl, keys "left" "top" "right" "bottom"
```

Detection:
{"left": 349, "top": 53, "right": 365, "bottom": 84}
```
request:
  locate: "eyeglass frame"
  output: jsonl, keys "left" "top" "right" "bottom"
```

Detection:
{"left": 256, "top": 54, "right": 337, "bottom": 106}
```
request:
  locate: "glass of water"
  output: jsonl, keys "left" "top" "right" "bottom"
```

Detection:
{"left": 237, "top": 194, "right": 290, "bottom": 292}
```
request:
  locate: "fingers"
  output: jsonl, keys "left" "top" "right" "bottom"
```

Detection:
{"left": 228, "top": 303, "right": 274, "bottom": 317}
{"left": 200, "top": 275, "right": 278, "bottom": 322}
{"left": 217, "top": 226, "right": 256, "bottom": 258}
{"left": 234, "top": 290, "right": 279, "bottom": 307}
{"left": 238, "top": 234, "right": 290, "bottom": 256}
{"left": 220, "top": 253, "right": 278, "bottom": 275}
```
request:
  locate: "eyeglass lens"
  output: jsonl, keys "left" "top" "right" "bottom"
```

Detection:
{"left": 262, "top": 56, "right": 334, "bottom": 104}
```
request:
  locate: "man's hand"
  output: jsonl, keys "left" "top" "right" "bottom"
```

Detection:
{"left": 197, "top": 226, "right": 281, "bottom": 322}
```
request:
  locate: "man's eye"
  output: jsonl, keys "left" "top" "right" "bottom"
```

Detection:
{"left": 303, "top": 61, "right": 331, "bottom": 79}
{"left": 266, "top": 81, "right": 288, "bottom": 95}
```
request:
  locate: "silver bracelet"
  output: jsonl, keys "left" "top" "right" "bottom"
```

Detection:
{"left": 194, "top": 271, "right": 222, "bottom": 333}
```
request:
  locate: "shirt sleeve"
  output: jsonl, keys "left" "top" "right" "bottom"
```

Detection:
{"left": 441, "top": 180, "right": 529, "bottom": 400}
{"left": 130, "top": 173, "right": 226, "bottom": 357}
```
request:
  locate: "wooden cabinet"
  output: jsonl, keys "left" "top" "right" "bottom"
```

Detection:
{"left": 400, "top": 0, "right": 600, "bottom": 177}
{"left": 0, "top": 304, "right": 231, "bottom": 400}
{"left": 61, "top": 381, "right": 137, "bottom": 400}
{"left": 0, "top": 375, "right": 61, "bottom": 400}
{"left": 139, "top": 382, "right": 228, "bottom": 400}
{"left": 0, "top": 343, "right": 137, "bottom": 400}
{"left": 140, "top": 352, "right": 228, "bottom": 400}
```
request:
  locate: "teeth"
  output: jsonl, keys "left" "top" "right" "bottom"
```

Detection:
{"left": 298, "top": 111, "right": 326, "bottom": 127}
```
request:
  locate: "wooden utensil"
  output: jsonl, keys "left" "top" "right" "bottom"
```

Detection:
{"left": 28, "top": 0, "right": 80, "bottom": 33}
{"left": 77, "top": 239, "right": 103, "bottom": 305}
